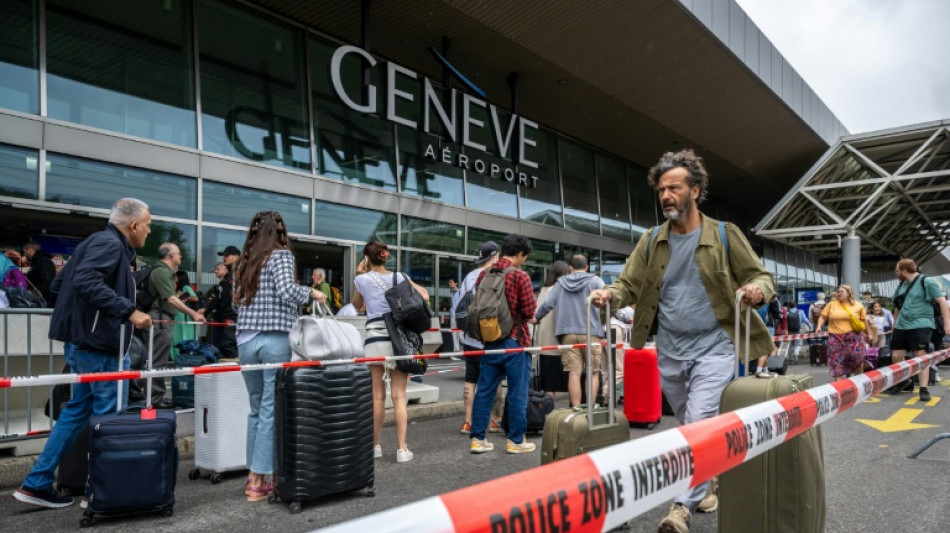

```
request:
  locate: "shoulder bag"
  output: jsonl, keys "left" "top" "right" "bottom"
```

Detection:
{"left": 384, "top": 271, "right": 432, "bottom": 334}
{"left": 840, "top": 301, "right": 866, "bottom": 333}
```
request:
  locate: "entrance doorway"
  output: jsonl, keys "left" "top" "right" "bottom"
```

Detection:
{"left": 291, "top": 238, "right": 351, "bottom": 307}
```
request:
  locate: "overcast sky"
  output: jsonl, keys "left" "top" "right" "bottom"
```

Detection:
{"left": 736, "top": 0, "right": 950, "bottom": 134}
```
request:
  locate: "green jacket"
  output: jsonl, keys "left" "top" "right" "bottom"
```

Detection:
{"left": 606, "top": 214, "right": 775, "bottom": 359}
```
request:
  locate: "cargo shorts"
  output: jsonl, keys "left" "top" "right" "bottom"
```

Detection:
{"left": 559, "top": 334, "right": 603, "bottom": 372}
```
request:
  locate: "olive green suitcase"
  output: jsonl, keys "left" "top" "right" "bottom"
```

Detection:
{"left": 718, "top": 299, "right": 826, "bottom": 533}
{"left": 540, "top": 298, "right": 629, "bottom": 464}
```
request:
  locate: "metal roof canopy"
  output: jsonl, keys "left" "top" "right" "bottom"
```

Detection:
{"left": 755, "top": 119, "right": 950, "bottom": 269}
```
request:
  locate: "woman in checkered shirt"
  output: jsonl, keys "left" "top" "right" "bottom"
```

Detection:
{"left": 232, "top": 210, "right": 327, "bottom": 502}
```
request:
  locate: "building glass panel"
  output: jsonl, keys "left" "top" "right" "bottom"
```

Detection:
{"left": 310, "top": 35, "right": 397, "bottom": 191}
{"left": 399, "top": 251, "right": 434, "bottom": 307}
{"left": 602, "top": 251, "right": 629, "bottom": 285}
{"left": 313, "top": 200, "right": 395, "bottom": 244}
{"left": 628, "top": 165, "right": 655, "bottom": 233}
{"left": 597, "top": 154, "right": 631, "bottom": 240}
{"left": 463, "top": 105, "right": 518, "bottom": 217}
{"left": 46, "top": 0, "right": 196, "bottom": 147}
{"left": 200, "top": 225, "right": 245, "bottom": 288}
{"left": 400, "top": 215, "right": 463, "bottom": 254}
{"left": 562, "top": 244, "right": 600, "bottom": 274}
{"left": 527, "top": 238, "right": 556, "bottom": 265}
{"left": 0, "top": 0, "right": 38, "bottom": 114}
{"left": 559, "top": 138, "right": 598, "bottom": 234}
{"left": 140, "top": 221, "right": 197, "bottom": 275}
{"left": 46, "top": 154, "right": 197, "bottom": 220}
{"left": 397, "top": 126, "right": 464, "bottom": 205}
{"left": 199, "top": 0, "right": 310, "bottom": 171}
{"left": 0, "top": 143, "right": 38, "bottom": 199}
{"left": 520, "top": 127, "right": 562, "bottom": 227}
{"left": 466, "top": 227, "right": 506, "bottom": 256}
{"left": 202, "top": 181, "right": 309, "bottom": 234}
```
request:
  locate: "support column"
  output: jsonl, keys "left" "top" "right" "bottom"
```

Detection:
{"left": 841, "top": 234, "right": 861, "bottom": 292}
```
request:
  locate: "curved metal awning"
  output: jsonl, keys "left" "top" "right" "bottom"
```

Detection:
{"left": 755, "top": 120, "right": 950, "bottom": 268}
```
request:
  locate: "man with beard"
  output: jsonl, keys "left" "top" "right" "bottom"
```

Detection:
{"left": 590, "top": 149, "right": 774, "bottom": 533}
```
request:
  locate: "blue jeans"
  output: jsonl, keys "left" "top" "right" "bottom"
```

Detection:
{"left": 471, "top": 337, "right": 530, "bottom": 442}
{"left": 238, "top": 332, "right": 291, "bottom": 475}
{"left": 23, "top": 343, "right": 129, "bottom": 491}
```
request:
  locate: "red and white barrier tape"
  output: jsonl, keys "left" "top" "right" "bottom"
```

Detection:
{"left": 315, "top": 348, "right": 949, "bottom": 533}
{"left": 0, "top": 429, "right": 51, "bottom": 443}
{"left": 153, "top": 319, "right": 462, "bottom": 334}
{"left": 773, "top": 331, "right": 827, "bottom": 342}
{"left": 0, "top": 342, "right": 625, "bottom": 389}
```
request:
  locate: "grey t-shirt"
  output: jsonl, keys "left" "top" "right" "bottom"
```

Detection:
{"left": 656, "top": 227, "right": 734, "bottom": 361}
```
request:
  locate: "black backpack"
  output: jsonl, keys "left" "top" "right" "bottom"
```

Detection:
{"left": 786, "top": 308, "right": 802, "bottom": 332}
{"left": 453, "top": 288, "right": 476, "bottom": 335}
{"left": 133, "top": 266, "right": 156, "bottom": 312}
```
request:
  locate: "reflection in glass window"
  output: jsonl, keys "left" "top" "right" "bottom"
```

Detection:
{"left": 399, "top": 251, "right": 434, "bottom": 307}
{"left": 602, "top": 251, "right": 630, "bottom": 285}
{"left": 520, "top": 128, "right": 562, "bottom": 227}
{"left": 0, "top": 0, "right": 38, "bottom": 114}
{"left": 199, "top": 0, "right": 310, "bottom": 171}
{"left": 463, "top": 104, "right": 518, "bottom": 217}
{"left": 313, "top": 200, "right": 396, "bottom": 244}
{"left": 400, "top": 215, "right": 464, "bottom": 254}
{"left": 140, "top": 220, "right": 196, "bottom": 275}
{"left": 46, "top": 154, "right": 196, "bottom": 219}
{"left": 527, "top": 238, "right": 556, "bottom": 265}
{"left": 200, "top": 226, "right": 245, "bottom": 289}
{"left": 597, "top": 154, "right": 631, "bottom": 241}
{"left": 310, "top": 36, "right": 396, "bottom": 191}
{"left": 46, "top": 0, "right": 196, "bottom": 146}
{"left": 466, "top": 227, "right": 506, "bottom": 256}
{"left": 202, "top": 181, "right": 309, "bottom": 234}
{"left": 559, "top": 139, "right": 599, "bottom": 234}
{"left": 628, "top": 165, "right": 656, "bottom": 232}
{"left": 0, "top": 144, "right": 38, "bottom": 199}
{"left": 397, "top": 126, "right": 464, "bottom": 205}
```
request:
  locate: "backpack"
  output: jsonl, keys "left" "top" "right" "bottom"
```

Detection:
{"left": 809, "top": 302, "right": 825, "bottom": 325}
{"left": 133, "top": 266, "right": 156, "bottom": 312}
{"left": 453, "top": 288, "right": 476, "bottom": 335}
{"left": 786, "top": 308, "right": 802, "bottom": 332}
{"left": 465, "top": 267, "right": 516, "bottom": 343}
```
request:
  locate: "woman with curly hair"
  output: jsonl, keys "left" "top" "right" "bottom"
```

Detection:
{"left": 816, "top": 285, "right": 870, "bottom": 381}
{"left": 233, "top": 211, "right": 327, "bottom": 501}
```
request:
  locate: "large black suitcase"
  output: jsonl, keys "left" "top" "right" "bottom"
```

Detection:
{"left": 809, "top": 344, "right": 828, "bottom": 366}
{"left": 81, "top": 408, "right": 178, "bottom": 527}
{"left": 273, "top": 365, "right": 374, "bottom": 514}
{"left": 502, "top": 389, "right": 555, "bottom": 434}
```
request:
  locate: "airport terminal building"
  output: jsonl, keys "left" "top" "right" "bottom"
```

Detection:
{"left": 0, "top": 0, "right": 857, "bottom": 307}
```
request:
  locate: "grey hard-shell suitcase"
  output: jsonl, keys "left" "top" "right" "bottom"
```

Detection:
{"left": 718, "top": 295, "right": 826, "bottom": 533}
{"left": 189, "top": 364, "right": 250, "bottom": 484}
{"left": 540, "top": 298, "right": 629, "bottom": 464}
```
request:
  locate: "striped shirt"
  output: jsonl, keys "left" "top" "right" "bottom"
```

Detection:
{"left": 236, "top": 250, "right": 310, "bottom": 332}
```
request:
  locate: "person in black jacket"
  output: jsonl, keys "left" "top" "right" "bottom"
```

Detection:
{"left": 14, "top": 198, "right": 153, "bottom": 510}
{"left": 199, "top": 260, "right": 237, "bottom": 359}
{"left": 23, "top": 241, "right": 56, "bottom": 305}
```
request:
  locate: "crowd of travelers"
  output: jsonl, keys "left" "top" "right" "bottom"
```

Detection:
{"left": 8, "top": 148, "right": 950, "bottom": 533}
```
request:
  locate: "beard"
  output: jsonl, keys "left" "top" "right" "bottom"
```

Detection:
{"left": 661, "top": 194, "right": 693, "bottom": 222}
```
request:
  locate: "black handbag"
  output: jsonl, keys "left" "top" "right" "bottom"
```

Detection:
{"left": 383, "top": 312, "right": 428, "bottom": 375}
{"left": 384, "top": 271, "right": 432, "bottom": 334}
{"left": 4, "top": 286, "right": 46, "bottom": 308}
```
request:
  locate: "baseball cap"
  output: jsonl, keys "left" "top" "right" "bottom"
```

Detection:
{"left": 218, "top": 245, "right": 240, "bottom": 257}
{"left": 474, "top": 241, "right": 499, "bottom": 265}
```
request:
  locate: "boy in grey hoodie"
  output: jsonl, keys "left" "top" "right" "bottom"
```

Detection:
{"left": 534, "top": 255, "right": 606, "bottom": 406}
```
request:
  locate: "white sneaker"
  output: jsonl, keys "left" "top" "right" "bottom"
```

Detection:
{"left": 373, "top": 445, "right": 382, "bottom": 459}
{"left": 755, "top": 370, "right": 773, "bottom": 379}
{"left": 396, "top": 448, "right": 414, "bottom": 463}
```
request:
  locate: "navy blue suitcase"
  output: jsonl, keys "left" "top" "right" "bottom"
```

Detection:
{"left": 81, "top": 407, "right": 178, "bottom": 527}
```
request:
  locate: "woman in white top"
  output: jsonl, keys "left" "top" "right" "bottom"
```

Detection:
{"left": 868, "top": 301, "right": 890, "bottom": 348}
{"left": 352, "top": 241, "right": 429, "bottom": 463}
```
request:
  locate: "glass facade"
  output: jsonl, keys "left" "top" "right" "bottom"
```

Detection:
{"left": 46, "top": 0, "right": 196, "bottom": 146}
{"left": 397, "top": 126, "right": 464, "bottom": 205}
{"left": 141, "top": 221, "right": 197, "bottom": 274}
{"left": 597, "top": 154, "right": 631, "bottom": 240}
{"left": 313, "top": 200, "right": 396, "bottom": 245}
{"left": 400, "top": 215, "right": 464, "bottom": 254}
{"left": 520, "top": 128, "right": 562, "bottom": 227}
{"left": 200, "top": 225, "right": 244, "bottom": 287}
{"left": 202, "top": 180, "right": 309, "bottom": 234}
{"left": 0, "top": 0, "right": 38, "bottom": 114}
{"left": 0, "top": 143, "right": 38, "bottom": 199}
{"left": 559, "top": 138, "right": 599, "bottom": 234}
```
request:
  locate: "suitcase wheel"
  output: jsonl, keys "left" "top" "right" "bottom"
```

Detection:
{"left": 268, "top": 493, "right": 281, "bottom": 504}
{"left": 365, "top": 486, "right": 375, "bottom": 497}
{"left": 188, "top": 468, "right": 201, "bottom": 481}
{"left": 161, "top": 505, "right": 174, "bottom": 518}
{"left": 289, "top": 502, "right": 303, "bottom": 514}
{"left": 210, "top": 473, "right": 224, "bottom": 485}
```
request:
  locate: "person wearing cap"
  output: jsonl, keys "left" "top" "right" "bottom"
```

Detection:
{"left": 451, "top": 241, "right": 506, "bottom": 435}
{"left": 809, "top": 292, "right": 827, "bottom": 330}
{"left": 198, "top": 246, "right": 240, "bottom": 359}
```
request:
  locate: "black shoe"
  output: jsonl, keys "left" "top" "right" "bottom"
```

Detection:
{"left": 152, "top": 398, "right": 175, "bottom": 409}
{"left": 410, "top": 376, "right": 423, "bottom": 383}
{"left": 13, "top": 485, "right": 74, "bottom": 509}
{"left": 902, "top": 380, "right": 915, "bottom": 393}
{"left": 919, "top": 387, "right": 931, "bottom": 402}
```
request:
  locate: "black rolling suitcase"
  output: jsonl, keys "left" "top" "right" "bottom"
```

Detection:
{"left": 809, "top": 343, "right": 828, "bottom": 366}
{"left": 81, "top": 326, "right": 178, "bottom": 527}
{"left": 272, "top": 365, "right": 375, "bottom": 514}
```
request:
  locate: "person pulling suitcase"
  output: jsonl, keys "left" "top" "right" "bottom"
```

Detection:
{"left": 590, "top": 150, "right": 775, "bottom": 533}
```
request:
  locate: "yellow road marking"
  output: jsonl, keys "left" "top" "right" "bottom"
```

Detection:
{"left": 904, "top": 396, "right": 940, "bottom": 407}
{"left": 856, "top": 408, "right": 940, "bottom": 433}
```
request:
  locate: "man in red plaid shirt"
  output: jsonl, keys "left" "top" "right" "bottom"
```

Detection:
{"left": 470, "top": 234, "right": 538, "bottom": 454}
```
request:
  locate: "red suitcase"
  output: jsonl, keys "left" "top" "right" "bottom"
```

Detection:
{"left": 623, "top": 347, "right": 662, "bottom": 429}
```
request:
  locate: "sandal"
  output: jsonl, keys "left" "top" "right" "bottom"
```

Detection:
{"left": 246, "top": 481, "right": 273, "bottom": 502}
{"left": 244, "top": 479, "right": 253, "bottom": 496}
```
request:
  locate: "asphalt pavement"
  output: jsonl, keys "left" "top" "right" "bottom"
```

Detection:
{"left": 2, "top": 359, "right": 950, "bottom": 532}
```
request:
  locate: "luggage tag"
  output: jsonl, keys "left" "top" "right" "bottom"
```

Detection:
{"left": 140, "top": 406, "right": 157, "bottom": 420}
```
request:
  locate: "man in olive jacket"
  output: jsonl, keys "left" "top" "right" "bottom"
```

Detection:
{"left": 592, "top": 149, "right": 773, "bottom": 533}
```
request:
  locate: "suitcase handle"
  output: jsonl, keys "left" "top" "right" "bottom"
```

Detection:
{"left": 586, "top": 295, "right": 614, "bottom": 427}
{"left": 734, "top": 291, "right": 752, "bottom": 379}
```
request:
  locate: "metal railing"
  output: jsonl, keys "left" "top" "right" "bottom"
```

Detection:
{"left": 0, "top": 308, "right": 60, "bottom": 443}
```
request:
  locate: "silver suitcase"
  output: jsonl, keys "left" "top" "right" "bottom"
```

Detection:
{"left": 189, "top": 364, "right": 250, "bottom": 483}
